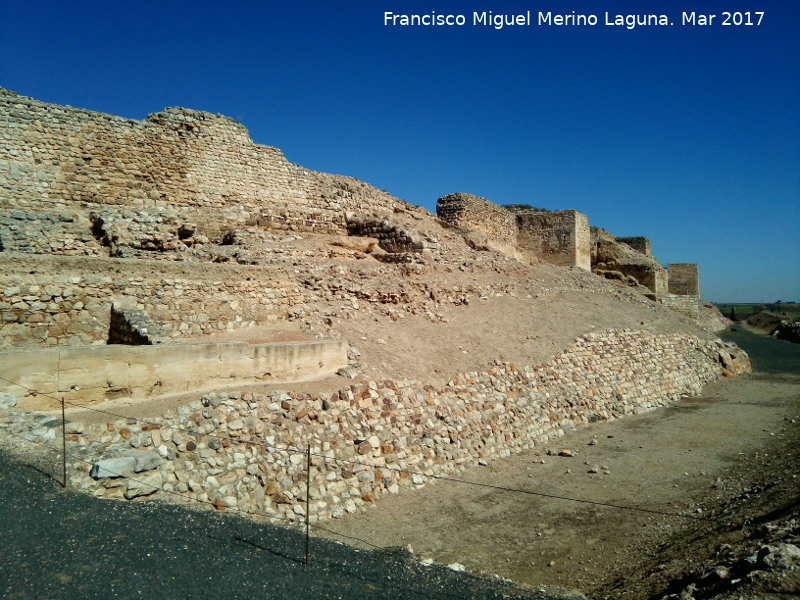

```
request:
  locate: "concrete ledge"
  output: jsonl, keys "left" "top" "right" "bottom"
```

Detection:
{"left": 0, "top": 340, "right": 347, "bottom": 403}
{"left": 0, "top": 349, "right": 60, "bottom": 396}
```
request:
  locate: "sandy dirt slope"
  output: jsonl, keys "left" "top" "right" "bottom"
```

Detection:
{"left": 185, "top": 258, "right": 717, "bottom": 388}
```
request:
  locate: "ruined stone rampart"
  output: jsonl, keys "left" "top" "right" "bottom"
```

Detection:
{"left": 0, "top": 255, "right": 306, "bottom": 349}
{"left": 659, "top": 295, "right": 701, "bottom": 320}
{"left": 516, "top": 210, "right": 591, "bottom": 270}
{"left": 618, "top": 236, "right": 651, "bottom": 256}
{"left": 108, "top": 304, "right": 165, "bottom": 345}
{"left": 2, "top": 329, "right": 748, "bottom": 517}
{"left": 0, "top": 89, "right": 407, "bottom": 246}
{"left": 668, "top": 263, "right": 700, "bottom": 297}
{"left": 592, "top": 228, "right": 669, "bottom": 295}
{"left": 434, "top": 192, "right": 701, "bottom": 312}
{"left": 662, "top": 263, "right": 701, "bottom": 319}
{"left": 345, "top": 214, "right": 438, "bottom": 255}
{"left": 436, "top": 193, "right": 518, "bottom": 247}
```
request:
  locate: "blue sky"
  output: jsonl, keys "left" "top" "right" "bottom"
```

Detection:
{"left": 1, "top": 1, "right": 798, "bottom": 302}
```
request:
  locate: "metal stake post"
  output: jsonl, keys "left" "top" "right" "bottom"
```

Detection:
{"left": 305, "top": 444, "right": 311, "bottom": 567}
{"left": 61, "top": 396, "right": 67, "bottom": 488}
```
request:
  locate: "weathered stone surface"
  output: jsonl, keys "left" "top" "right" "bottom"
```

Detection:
{"left": 0, "top": 89, "right": 435, "bottom": 350}
{"left": 592, "top": 228, "right": 668, "bottom": 295}
{"left": 119, "top": 450, "right": 163, "bottom": 473}
{"left": 0, "top": 340, "right": 347, "bottom": 403}
{"left": 0, "top": 86, "right": 753, "bottom": 545}
{"left": 437, "top": 193, "right": 518, "bottom": 248}
{"left": 517, "top": 210, "right": 591, "bottom": 271}
{"left": 124, "top": 471, "right": 162, "bottom": 499}
{"left": 90, "top": 456, "right": 137, "bottom": 479}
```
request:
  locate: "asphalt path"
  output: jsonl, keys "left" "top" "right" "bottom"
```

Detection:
{"left": 0, "top": 450, "right": 571, "bottom": 600}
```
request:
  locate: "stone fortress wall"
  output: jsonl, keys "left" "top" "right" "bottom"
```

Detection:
{"left": 668, "top": 263, "right": 700, "bottom": 296}
{"left": 436, "top": 193, "right": 518, "bottom": 247}
{"left": 595, "top": 230, "right": 670, "bottom": 297}
{"left": 1, "top": 88, "right": 708, "bottom": 344}
{"left": 0, "top": 90, "right": 748, "bottom": 522}
{"left": 515, "top": 209, "right": 591, "bottom": 271}
{"left": 618, "top": 236, "right": 652, "bottom": 256}
{"left": 0, "top": 87, "right": 409, "bottom": 250}
{"left": 658, "top": 294, "right": 701, "bottom": 320}
{"left": 436, "top": 196, "right": 591, "bottom": 272}
{"left": 664, "top": 263, "right": 701, "bottom": 319}
{"left": 0, "top": 89, "right": 436, "bottom": 349}
{"left": 436, "top": 195, "right": 701, "bottom": 318}
{"left": 0, "top": 254, "right": 306, "bottom": 350}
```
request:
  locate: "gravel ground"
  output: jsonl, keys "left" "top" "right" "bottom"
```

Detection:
{"left": 0, "top": 450, "right": 574, "bottom": 600}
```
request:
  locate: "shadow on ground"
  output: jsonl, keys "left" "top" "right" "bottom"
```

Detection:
{"left": 0, "top": 451, "right": 574, "bottom": 600}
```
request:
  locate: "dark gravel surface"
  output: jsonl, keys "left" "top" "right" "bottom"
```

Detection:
{"left": 0, "top": 451, "right": 571, "bottom": 600}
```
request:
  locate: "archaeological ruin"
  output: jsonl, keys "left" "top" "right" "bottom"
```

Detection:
{"left": 0, "top": 88, "right": 748, "bottom": 523}
{"left": 434, "top": 191, "right": 700, "bottom": 319}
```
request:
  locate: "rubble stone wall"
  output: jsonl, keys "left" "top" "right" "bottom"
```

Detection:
{"left": 0, "top": 255, "right": 306, "bottom": 350}
{"left": 345, "top": 215, "right": 438, "bottom": 254}
{"left": 436, "top": 193, "right": 518, "bottom": 247}
{"left": 620, "top": 262, "right": 669, "bottom": 296}
{"left": 108, "top": 305, "right": 165, "bottom": 345}
{"left": 592, "top": 230, "right": 669, "bottom": 295}
{"left": 516, "top": 210, "right": 591, "bottom": 270}
{"left": 2, "top": 329, "right": 748, "bottom": 521}
{"left": 0, "top": 88, "right": 407, "bottom": 244}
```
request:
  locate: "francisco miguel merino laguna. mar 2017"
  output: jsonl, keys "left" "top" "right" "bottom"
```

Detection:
{"left": 383, "top": 10, "right": 765, "bottom": 29}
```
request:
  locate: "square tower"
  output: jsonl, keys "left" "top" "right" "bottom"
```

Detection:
{"left": 516, "top": 210, "right": 591, "bottom": 270}
{"left": 668, "top": 263, "right": 700, "bottom": 296}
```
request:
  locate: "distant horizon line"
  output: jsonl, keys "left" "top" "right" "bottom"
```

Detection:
{"left": 712, "top": 301, "right": 799, "bottom": 306}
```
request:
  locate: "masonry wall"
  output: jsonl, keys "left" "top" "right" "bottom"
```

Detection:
{"left": 0, "top": 255, "right": 306, "bottom": 350}
{"left": 622, "top": 262, "right": 669, "bottom": 296}
{"left": 0, "top": 340, "right": 347, "bottom": 403}
{"left": 618, "top": 236, "right": 651, "bottom": 256}
{"left": 0, "top": 88, "right": 407, "bottom": 245}
{"left": 659, "top": 295, "right": 701, "bottom": 320}
{"left": 592, "top": 230, "right": 669, "bottom": 295}
{"left": 108, "top": 305, "right": 164, "bottom": 345}
{"left": 516, "top": 210, "right": 591, "bottom": 270}
{"left": 345, "top": 215, "right": 438, "bottom": 255}
{"left": 1, "top": 329, "right": 749, "bottom": 520}
{"left": 668, "top": 263, "right": 700, "bottom": 297}
{"left": 436, "top": 193, "right": 518, "bottom": 247}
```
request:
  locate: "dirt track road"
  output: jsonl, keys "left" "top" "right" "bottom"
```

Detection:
{"left": 317, "top": 374, "right": 800, "bottom": 597}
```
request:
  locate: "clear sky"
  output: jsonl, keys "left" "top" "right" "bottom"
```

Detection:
{"left": 1, "top": 1, "right": 798, "bottom": 303}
